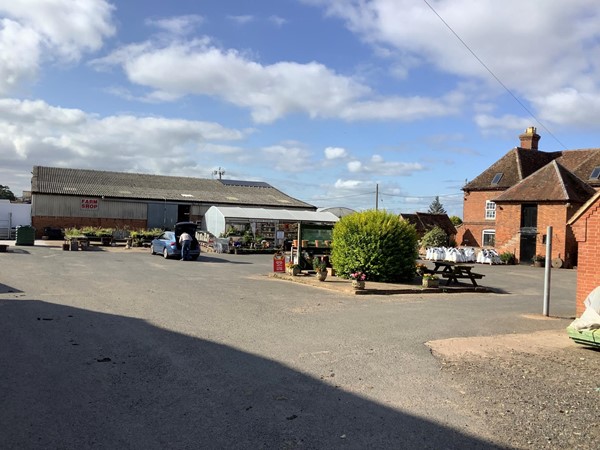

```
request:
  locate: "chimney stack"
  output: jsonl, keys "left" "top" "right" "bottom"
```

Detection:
{"left": 519, "top": 126, "right": 540, "bottom": 150}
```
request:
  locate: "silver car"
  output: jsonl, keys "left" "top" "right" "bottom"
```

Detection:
{"left": 150, "top": 222, "right": 200, "bottom": 260}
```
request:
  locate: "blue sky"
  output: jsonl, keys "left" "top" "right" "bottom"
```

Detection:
{"left": 2, "top": 1, "right": 600, "bottom": 217}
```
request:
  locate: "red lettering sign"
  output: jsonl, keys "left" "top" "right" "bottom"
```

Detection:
{"left": 81, "top": 198, "right": 99, "bottom": 210}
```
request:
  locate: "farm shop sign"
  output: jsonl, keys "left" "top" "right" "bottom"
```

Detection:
{"left": 80, "top": 198, "right": 99, "bottom": 210}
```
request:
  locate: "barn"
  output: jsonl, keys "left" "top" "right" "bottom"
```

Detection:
{"left": 30, "top": 166, "right": 316, "bottom": 238}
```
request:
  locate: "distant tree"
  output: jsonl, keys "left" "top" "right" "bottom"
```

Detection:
{"left": 0, "top": 185, "right": 16, "bottom": 201}
{"left": 420, "top": 225, "right": 449, "bottom": 248}
{"left": 449, "top": 215, "right": 463, "bottom": 226}
{"left": 428, "top": 196, "right": 446, "bottom": 214}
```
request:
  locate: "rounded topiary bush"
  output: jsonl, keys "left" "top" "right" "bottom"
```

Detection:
{"left": 420, "top": 225, "right": 448, "bottom": 248}
{"left": 331, "top": 210, "right": 418, "bottom": 282}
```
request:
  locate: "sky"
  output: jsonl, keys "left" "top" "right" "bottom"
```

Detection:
{"left": 2, "top": 0, "right": 600, "bottom": 217}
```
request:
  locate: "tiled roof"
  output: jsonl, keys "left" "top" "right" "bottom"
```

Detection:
{"left": 463, "top": 147, "right": 557, "bottom": 191}
{"left": 31, "top": 166, "right": 315, "bottom": 209}
{"left": 494, "top": 161, "right": 596, "bottom": 203}
{"left": 399, "top": 212, "right": 457, "bottom": 236}
{"left": 465, "top": 147, "right": 600, "bottom": 193}
{"left": 555, "top": 149, "right": 600, "bottom": 188}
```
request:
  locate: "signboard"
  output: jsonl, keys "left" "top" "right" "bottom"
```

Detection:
{"left": 81, "top": 198, "right": 99, "bottom": 210}
{"left": 273, "top": 252, "right": 286, "bottom": 272}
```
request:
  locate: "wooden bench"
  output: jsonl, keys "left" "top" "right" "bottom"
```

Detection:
{"left": 441, "top": 265, "right": 485, "bottom": 287}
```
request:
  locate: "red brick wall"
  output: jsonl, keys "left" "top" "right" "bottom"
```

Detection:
{"left": 457, "top": 190, "right": 499, "bottom": 247}
{"left": 571, "top": 201, "right": 600, "bottom": 316}
{"left": 32, "top": 216, "right": 148, "bottom": 238}
{"left": 495, "top": 203, "right": 577, "bottom": 266}
{"left": 460, "top": 191, "right": 579, "bottom": 266}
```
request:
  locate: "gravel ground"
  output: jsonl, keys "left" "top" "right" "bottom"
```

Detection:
{"left": 436, "top": 343, "right": 600, "bottom": 449}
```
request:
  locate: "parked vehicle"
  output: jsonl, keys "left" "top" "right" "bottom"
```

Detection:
{"left": 150, "top": 222, "right": 200, "bottom": 260}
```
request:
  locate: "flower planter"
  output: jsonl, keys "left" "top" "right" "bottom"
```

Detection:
{"left": 422, "top": 278, "right": 439, "bottom": 288}
{"left": 317, "top": 271, "right": 327, "bottom": 281}
{"left": 352, "top": 279, "right": 365, "bottom": 290}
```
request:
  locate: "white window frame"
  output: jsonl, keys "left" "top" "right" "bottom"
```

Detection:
{"left": 482, "top": 229, "right": 495, "bottom": 247}
{"left": 485, "top": 200, "right": 496, "bottom": 220}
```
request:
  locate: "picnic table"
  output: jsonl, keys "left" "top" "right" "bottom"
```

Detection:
{"left": 428, "top": 261, "right": 485, "bottom": 287}
{"left": 442, "top": 265, "right": 484, "bottom": 286}
{"left": 429, "top": 261, "right": 457, "bottom": 275}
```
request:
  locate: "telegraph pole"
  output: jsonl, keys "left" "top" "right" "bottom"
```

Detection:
{"left": 375, "top": 184, "right": 379, "bottom": 211}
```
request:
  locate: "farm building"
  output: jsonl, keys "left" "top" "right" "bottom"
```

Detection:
{"left": 30, "top": 166, "right": 316, "bottom": 238}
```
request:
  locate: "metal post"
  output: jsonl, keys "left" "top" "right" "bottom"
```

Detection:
{"left": 543, "top": 226, "right": 552, "bottom": 316}
{"left": 296, "top": 222, "right": 302, "bottom": 265}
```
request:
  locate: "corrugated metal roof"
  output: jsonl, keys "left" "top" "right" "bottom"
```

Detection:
{"left": 208, "top": 206, "right": 339, "bottom": 223}
{"left": 31, "top": 166, "right": 314, "bottom": 209}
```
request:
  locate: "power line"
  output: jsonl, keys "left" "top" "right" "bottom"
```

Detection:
{"left": 422, "top": 0, "right": 568, "bottom": 150}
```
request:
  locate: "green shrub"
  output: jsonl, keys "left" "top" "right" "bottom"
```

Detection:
{"left": 500, "top": 252, "right": 516, "bottom": 265}
{"left": 331, "top": 210, "right": 418, "bottom": 282}
{"left": 420, "top": 226, "right": 448, "bottom": 248}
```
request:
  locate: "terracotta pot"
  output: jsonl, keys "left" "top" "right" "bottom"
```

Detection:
{"left": 317, "top": 271, "right": 327, "bottom": 281}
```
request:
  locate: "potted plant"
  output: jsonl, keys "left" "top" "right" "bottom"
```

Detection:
{"left": 313, "top": 259, "right": 328, "bottom": 281}
{"left": 415, "top": 263, "right": 428, "bottom": 276}
{"left": 532, "top": 254, "right": 545, "bottom": 267}
{"left": 286, "top": 261, "right": 301, "bottom": 276}
{"left": 500, "top": 251, "right": 516, "bottom": 265}
{"left": 422, "top": 273, "right": 439, "bottom": 288}
{"left": 349, "top": 271, "right": 367, "bottom": 289}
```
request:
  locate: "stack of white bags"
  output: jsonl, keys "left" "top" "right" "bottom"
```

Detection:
{"left": 424, "top": 247, "right": 476, "bottom": 263}
{"left": 424, "top": 247, "right": 501, "bottom": 264}
{"left": 476, "top": 249, "right": 501, "bottom": 265}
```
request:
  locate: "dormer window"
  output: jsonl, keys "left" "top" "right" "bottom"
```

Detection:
{"left": 590, "top": 167, "right": 600, "bottom": 180}
{"left": 491, "top": 173, "right": 503, "bottom": 185}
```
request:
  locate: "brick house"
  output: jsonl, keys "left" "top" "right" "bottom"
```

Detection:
{"left": 568, "top": 191, "right": 600, "bottom": 316}
{"left": 457, "top": 127, "right": 600, "bottom": 267}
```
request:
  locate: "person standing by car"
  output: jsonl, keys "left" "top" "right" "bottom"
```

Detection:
{"left": 179, "top": 231, "right": 193, "bottom": 261}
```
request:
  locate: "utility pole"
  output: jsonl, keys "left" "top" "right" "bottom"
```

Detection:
{"left": 375, "top": 184, "right": 379, "bottom": 211}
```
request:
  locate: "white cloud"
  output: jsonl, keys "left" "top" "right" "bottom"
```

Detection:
{"left": 0, "top": 0, "right": 115, "bottom": 95}
{"left": 146, "top": 15, "right": 204, "bottom": 36}
{"left": 347, "top": 161, "right": 362, "bottom": 172}
{"left": 0, "top": 19, "right": 41, "bottom": 94}
{"left": 334, "top": 179, "right": 370, "bottom": 190}
{"left": 347, "top": 155, "right": 423, "bottom": 176}
{"left": 269, "top": 15, "right": 288, "bottom": 27}
{"left": 324, "top": 146, "right": 348, "bottom": 159}
{"left": 227, "top": 15, "right": 254, "bottom": 25}
{"left": 93, "top": 38, "right": 461, "bottom": 124}
{"left": 0, "top": 98, "right": 246, "bottom": 193}
{"left": 306, "top": 0, "right": 600, "bottom": 130}
{"left": 260, "top": 142, "right": 312, "bottom": 172}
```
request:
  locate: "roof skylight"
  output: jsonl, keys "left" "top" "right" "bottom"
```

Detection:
{"left": 590, "top": 167, "right": 600, "bottom": 180}
{"left": 491, "top": 173, "right": 503, "bottom": 185}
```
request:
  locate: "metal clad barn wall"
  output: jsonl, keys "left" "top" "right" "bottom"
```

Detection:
{"left": 32, "top": 194, "right": 146, "bottom": 219}
{"left": 147, "top": 202, "right": 178, "bottom": 229}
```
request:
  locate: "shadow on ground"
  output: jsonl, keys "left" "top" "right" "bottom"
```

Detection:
{"left": 0, "top": 299, "right": 500, "bottom": 449}
{"left": 0, "top": 283, "right": 22, "bottom": 294}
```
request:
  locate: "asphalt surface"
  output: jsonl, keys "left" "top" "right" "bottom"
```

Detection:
{"left": 0, "top": 243, "right": 577, "bottom": 449}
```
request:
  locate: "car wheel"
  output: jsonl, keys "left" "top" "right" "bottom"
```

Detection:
{"left": 150, "top": 245, "right": 155, "bottom": 255}
{"left": 163, "top": 248, "right": 169, "bottom": 259}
